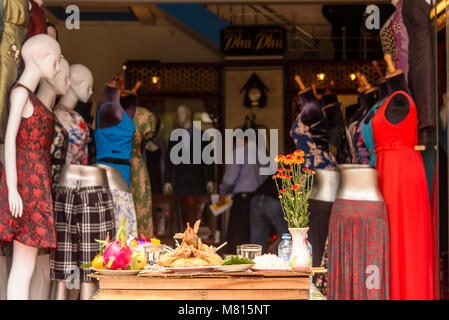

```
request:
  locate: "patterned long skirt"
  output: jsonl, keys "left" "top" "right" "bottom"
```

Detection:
{"left": 328, "top": 199, "right": 390, "bottom": 300}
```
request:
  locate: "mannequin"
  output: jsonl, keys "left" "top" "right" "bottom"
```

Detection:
{"left": 51, "top": 165, "right": 114, "bottom": 300}
{"left": 308, "top": 169, "right": 339, "bottom": 267}
{"left": 54, "top": 64, "right": 93, "bottom": 165}
{"left": 327, "top": 165, "right": 390, "bottom": 300}
{"left": 164, "top": 104, "right": 215, "bottom": 195}
{"left": 0, "top": 34, "right": 61, "bottom": 300}
{"left": 37, "top": 58, "right": 71, "bottom": 110}
{"left": 360, "top": 72, "right": 389, "bottom": 167}
{"left": 384, "top": 54, "right": 411, "bottom": 125}
{"left": 291, "top": 75, "right": 336, "bottom": 170}
{"left": 39, "top": 58, "right": 71, "bottom": 187}
{"left": 335, "top": 164, "right": 382, "bottom": 201}
{"left": 49, "top": 66, "right": 115, "bottom": 301}
{"left": 380, "top": 0, "right": 409, "bottom": 79}
{"left": 23, "top": 57, "right": 71, "bottom": 301}
{"left": 95, "top": 80, "right": 135, "bottom": 188}
{"left": 372, "top": 53, "right": 433, "bottom": 299}
{"left": 94, "top": 162, "right": 138, "bottom": 237}
{"left": 119, "top": 79, "right": 156, "bottom": 237}
{"left": 321, "top": 86, "right": 344, "bottom": 161}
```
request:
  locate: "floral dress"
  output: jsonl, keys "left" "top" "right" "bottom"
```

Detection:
{"left": 0, "top": 83, "right": 56, "bottom": 248}
{"left": 290, "top": 118, "right": 336, "bottom": 170}
{"left": 131, "top": 107, "right": 156, "bottom": 237}
{"left": 53, "top": 104, "right": 89, "bottom": 165}
{"left": 51, "top": 120, "right": 69, "bottom": 188}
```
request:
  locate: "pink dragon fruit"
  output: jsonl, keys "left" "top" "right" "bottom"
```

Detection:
{"left": 103, "top": 219, "right": 132, "bottom": 270}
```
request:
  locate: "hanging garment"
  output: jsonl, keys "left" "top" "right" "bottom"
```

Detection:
{"left": 0, "top": 0, "right": 30, "bottom": 142}
{"left": 0, "top": 83, "right": 56, "bottom": 248}
{"left": 28, "top": 0, "right": 46, "bottom": 38}
{"left": 50, "top": 186, "right": 115, "bottom": 283}
{"left": 361, "top": 99, "right": 385, "bottom": 167}
{"left": 50, "top": 120, "right": 69, "bottom": 188}
{"left": 354, "top": 123, "right": 370, "bottom": 164}
{"left": 110, "top": 188, "right": 138, "bottom": 238}
{"left": 403, "top": 0, "right": 435, "bottom": 130}
{"left": 165, "top": 126, "right": 215, "bottom": 195}
{"left": 380, "top": 14, "right": 396, "bottom": 67}
{"left": 391, "top": 0, "right": 409, "bottom": 79}
{"left": 373, "top": 91, "right": 433, "bottom": 300}
{"left": 290, "top": 117, "right": 336, "bottom": 170}
{"left": 327, "top": 199, "right": 390, "bottom": 300}
{"left": 95, "top": 102, "right": 135, "bottom": 187}
{"left": 130, "top": 107, "right": 156, "bottom": 238}
{"left": 53, "top": 104, "right": 89, "bottom": 165}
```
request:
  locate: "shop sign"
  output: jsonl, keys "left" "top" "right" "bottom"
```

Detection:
{"left": 220, "top": 26, "right": 286, "bottom": 56}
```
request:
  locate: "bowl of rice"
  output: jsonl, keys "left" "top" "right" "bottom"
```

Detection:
{"left": 251, "top": 254, "right": 292, "bottom": 271}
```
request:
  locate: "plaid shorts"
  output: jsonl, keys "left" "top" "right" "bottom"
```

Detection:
{"left": 50, "top": 186, "right": 115, "bottom": 282}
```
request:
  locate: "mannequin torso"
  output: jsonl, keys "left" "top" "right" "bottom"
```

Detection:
{"left": 57, "top": 164, "right": 109, "bottom": 188}
{"left": 98, "top": 86, "right": 123, "bottom": 128}
{"left": 385, "top": 72, "right": 411, "bottom": 125}
{"left": 310, "top": 169, "right": 340, "bottom": 202}
{"left": 336, "top": 164, "right": 383, "bottom": 201}
{"left": 93, "top": 164, "right": 129, "bottom": 192}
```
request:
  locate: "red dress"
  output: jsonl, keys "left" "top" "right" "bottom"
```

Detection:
{"left": 0, "top": 83, "right": 56, "bottom": 248}
{"left": 373, "top": 90, "right": 433, "bottom": 300}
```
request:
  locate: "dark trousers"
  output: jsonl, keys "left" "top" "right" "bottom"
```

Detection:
{"left": 250, "top": 195, "right": 288, "bottom": 253}
{"left": 225, "top": 193, "right": 254, "bottom": 255}
{"left": 308, "top": 199, "right": 333, "bottom": 267}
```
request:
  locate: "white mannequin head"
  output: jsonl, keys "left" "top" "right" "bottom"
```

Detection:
{"left": 34, "top": 0, "right": 44, "bottom": 6}
{"left": 69, "top": 64, "right": 93, "bottom": 103}
{"left": 391, "top": 0, "right": 399, "bottom": 6}
{"left": 46, "top": 58, "right": 70, "bottom": 95}
{"left": 22, "top": 34, "right": 61, "bottom": 81}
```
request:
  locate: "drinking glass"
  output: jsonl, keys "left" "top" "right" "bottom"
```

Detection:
{"left": 240, "top": 244, "right": 262, "bottom": 261}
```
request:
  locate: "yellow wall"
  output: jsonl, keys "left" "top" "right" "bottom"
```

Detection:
{"left": 56, "top": 21, "right": 222, "bottom": 106}
{"left": 225, "top": 67, "right": 284, "bottom": 154}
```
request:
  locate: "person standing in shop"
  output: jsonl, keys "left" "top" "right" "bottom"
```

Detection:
{"left": 249, "top": 176, "right": 288, "bottom": 253}
{"left": 217, "top": 136, "right": 266, "bottom": 255}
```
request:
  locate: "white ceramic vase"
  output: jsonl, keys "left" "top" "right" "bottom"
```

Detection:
{"left": 288, "top": 227, "right": 311, "bottom": 271}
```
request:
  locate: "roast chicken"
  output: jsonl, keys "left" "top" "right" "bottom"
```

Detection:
{"left": 158, "top": 220, "right": 223, "bottom": 267}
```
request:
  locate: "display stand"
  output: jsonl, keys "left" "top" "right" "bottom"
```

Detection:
{"left": 89, "top": 269, "right": 325, "bottom": 300}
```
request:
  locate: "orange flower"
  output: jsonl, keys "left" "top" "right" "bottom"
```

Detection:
{"left": 286, "top": 169, "right": 292, "bottom": 172}
{"left": 277, "top": 168, "right": 285, "bottom": 173}
{"left": 272, "top": 175, "right": 277, "bottom": 179}
{"left": 296, "top": 156, "right": 305, "bottom": 164}
{"left": 291, "top": 184, "right": 300, "bottom": 190}
{"left": 279, "top": 189, "right": 287, "bottom": 193}
{"left": 294, "top": 150, "right": 305, "bottom": 157}
{"left": 275, "top": 155, "right": 285, "bottom": 163}
{"left": 303, "top": 168, "right": 312, "bottom": 173}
